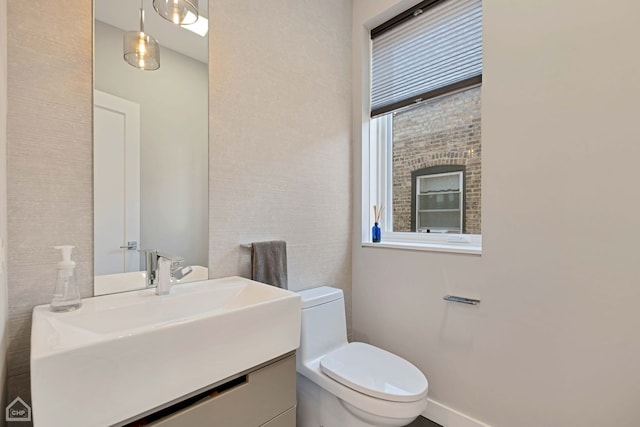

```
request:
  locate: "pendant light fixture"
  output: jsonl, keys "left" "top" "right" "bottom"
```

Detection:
{"left": 153, "top": 0, "right": 199, "bottom": 25}
{"left": 123, "top": 0, "right": 160, "bottom": 71}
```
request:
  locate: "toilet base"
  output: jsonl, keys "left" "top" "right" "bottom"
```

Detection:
{"left": 296, "top": 374, "right": 419, "bottom": 427}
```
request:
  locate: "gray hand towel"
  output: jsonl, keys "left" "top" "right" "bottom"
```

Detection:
{"left": 251, "top": 241, "right": 288, "bottom": 289}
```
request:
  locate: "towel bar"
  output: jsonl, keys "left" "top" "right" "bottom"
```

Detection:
{"left": 443, "top": 295, "right": 480, "bottom": 305}
{"left": 240, "top": 244, "right": 252, "bottom": 249}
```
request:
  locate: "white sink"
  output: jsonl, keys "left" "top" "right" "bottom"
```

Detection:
{"left": 31, "top": 276, "right": 301, "bottom": 427}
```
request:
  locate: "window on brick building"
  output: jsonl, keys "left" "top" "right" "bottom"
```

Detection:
{"left": 413, "top": 167, "right": 464, "bottom": 233}
{"left": 364, "top": 0, "right": 482, "bottom": 251}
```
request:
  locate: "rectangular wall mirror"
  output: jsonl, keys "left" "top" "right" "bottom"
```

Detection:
{"left": 93, "top": 0, "right": 209, "bottom": 295}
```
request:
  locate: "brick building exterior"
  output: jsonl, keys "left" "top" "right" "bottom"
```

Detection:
{"left": 392, "top": 86, "right": 481, "bottom": 233}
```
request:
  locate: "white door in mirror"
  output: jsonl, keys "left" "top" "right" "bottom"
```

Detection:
{"left": 94, "top": 90, "right": 141, "bottom": 275}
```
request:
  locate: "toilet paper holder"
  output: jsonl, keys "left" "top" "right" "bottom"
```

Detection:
{"left": 443, "top": 295, "right": 480, "bottom": 305}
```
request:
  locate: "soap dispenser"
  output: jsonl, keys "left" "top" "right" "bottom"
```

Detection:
{"left": 51, "top": 245, "right": 82, "bottom": 312}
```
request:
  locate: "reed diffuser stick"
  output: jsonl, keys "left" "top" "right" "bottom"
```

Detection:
{"left": 373, "top": 205, "right": 383, "bottom": 223}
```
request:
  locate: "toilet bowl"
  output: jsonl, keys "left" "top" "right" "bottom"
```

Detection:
{"left": 296, "top": 286, "right": 428, "bottom": 427}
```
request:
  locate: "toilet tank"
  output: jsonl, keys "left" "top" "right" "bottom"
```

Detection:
{"left": 297, "top": 287, "right": 348, "bottom": 364}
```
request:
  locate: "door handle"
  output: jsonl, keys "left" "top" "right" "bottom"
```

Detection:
{"left": 119, "top": 241, "right": 138, "bottom": 251}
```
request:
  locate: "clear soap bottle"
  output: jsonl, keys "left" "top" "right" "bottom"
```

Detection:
{"left": 50, "top": 245, "right": 82, "bottom": 312}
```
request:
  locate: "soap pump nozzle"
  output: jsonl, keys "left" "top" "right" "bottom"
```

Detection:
{"left": 55, "top": 245, "right": 75, "bottom": 267}
{"left": 50, "top": 245, "right": 82, "bottom": 312}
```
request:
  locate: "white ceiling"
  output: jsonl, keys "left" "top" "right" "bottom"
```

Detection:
{"left": 94, "top": 0, "right": 208, "bottom": 64}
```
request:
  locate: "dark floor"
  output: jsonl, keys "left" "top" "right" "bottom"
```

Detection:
{"left": 407, "top": 416, "right": 443, "bottom": 427}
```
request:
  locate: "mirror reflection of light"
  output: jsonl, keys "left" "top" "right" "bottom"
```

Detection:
{"left": 181, "top": 12, "right": 208, "bottom": 37}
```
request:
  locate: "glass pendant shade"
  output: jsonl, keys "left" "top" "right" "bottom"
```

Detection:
{"left": 123, "top": 2, "right": 160, "bottom": 71}
{"left": 153, "top": 0, "right": 199, "bottom": 25}
{"left": 123, "top": 31, "right": 160, "bottom": 70}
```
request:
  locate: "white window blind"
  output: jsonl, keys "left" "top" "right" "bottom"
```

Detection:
{"left": 371, "top": 0, "right": 482, "bottom": 116}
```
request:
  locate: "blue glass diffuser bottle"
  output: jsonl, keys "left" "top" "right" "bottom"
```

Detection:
{"left": 372, "top": 205, "right": 383, "bottom": 243}
{"left": 372, "top": 222, "right": 381, "bottom": 243}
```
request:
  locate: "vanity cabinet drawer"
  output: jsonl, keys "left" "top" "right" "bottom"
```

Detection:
{"left": 261, "top": 406, "right": 296, "bottom": 427}
{"left": 149, "top": 354, "right": 295, "bottom": 427}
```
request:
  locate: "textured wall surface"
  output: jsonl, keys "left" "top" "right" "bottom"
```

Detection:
{"left": 208, "top": 0, "right": 353, "bottom": 321}
{"left": 1, "top": 0, "right": 9, "bottom": 417}
{"left": 6, "top": 0, "right": 93, "bottom": 417}
{"left": 392, "top": 87, "right": 481, "bottom": 233}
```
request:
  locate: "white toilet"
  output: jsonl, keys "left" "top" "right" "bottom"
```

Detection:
{"left": 296, "top": 286, "right": 429, "bottom": 427}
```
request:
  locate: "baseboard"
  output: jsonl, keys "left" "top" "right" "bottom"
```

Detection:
{"left": 423, "top": 398, "right": 491, "bottom": 427}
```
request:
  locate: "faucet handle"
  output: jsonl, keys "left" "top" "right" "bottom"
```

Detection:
{"left": 156, "top": 253, "right": 184, "bottom": 270}
{"left": 156, "top": 252, "right": 183, "bottom": 262}
{"left": 173, "top": 266, "right": 193, "bottom": 281}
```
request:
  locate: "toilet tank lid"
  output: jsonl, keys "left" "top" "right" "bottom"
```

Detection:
{"left": 297, "top": 286, "right": 343, "bottom": 309}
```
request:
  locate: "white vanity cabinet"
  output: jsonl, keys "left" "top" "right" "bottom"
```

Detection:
{"left": 143, "top": 353, "right": 296, "bottom": 427}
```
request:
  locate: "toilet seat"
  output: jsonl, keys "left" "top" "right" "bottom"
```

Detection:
{"left": 319, "top": 342, "right": 428, "bottom": 403}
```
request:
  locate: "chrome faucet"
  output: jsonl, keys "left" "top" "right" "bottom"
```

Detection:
{"left": 140, "top": 249, "right": 160, "bottom": 288}
{"left": 139, "top": 250, "right": 192, "bottom": 295}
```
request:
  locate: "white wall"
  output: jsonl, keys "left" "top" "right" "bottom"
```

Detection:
{"left": 352, "top": 1, "right": 640, "bottom": 426}
{"left": 95, "top": 21, "right": 208, "bottom": 269}
{"left": 0, "top": 0, "right": 8, "bottom": 413}
{"left": 208, "top": 0, "right": 352, "bottom": 310}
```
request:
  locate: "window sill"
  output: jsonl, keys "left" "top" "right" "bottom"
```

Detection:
{"left": 361, "top": 240, "right": 481, "bottom": 255}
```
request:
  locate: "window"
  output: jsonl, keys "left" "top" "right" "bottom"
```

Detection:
{"left": 413, "top": 167, "right": 464, "bottom": 233}
{"left": 364, "top": 0, "right": 482, "bottom": 252}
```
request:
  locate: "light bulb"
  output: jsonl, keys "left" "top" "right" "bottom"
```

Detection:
{"left": 138, "top": 35, "right": 147, "bottom": 55}
{"left": 171, "top": 1, "right": 184, "bottom": 24}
